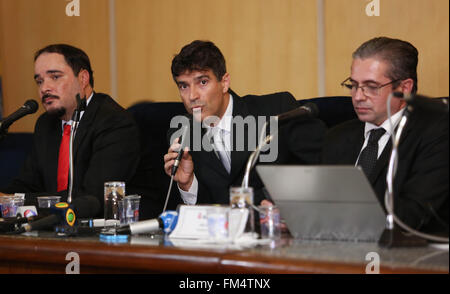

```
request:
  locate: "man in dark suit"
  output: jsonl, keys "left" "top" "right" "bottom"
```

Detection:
{"left": 0, "top": 44, "right": 160, "bottom": 219}
{"left": 323, "top": 37, "right": 448, "bottom": 234}
{"left": 164, "top": 40, "right": 325, "bottom": 207}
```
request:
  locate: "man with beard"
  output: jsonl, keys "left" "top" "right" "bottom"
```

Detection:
{"left": 1, "top": 44, "right": 160, "bottom": 219}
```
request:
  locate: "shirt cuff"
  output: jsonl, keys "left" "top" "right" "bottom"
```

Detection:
{"left": 178, "top": 175, "right": 198, "bottom": 205}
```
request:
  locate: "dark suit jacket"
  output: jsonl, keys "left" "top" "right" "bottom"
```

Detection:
{"left": 2, "top": 93, "right": 161, "bottom": 219}
{"left": 322, "top": 106, "right": 449, "bottom": 234}
{"left": 169, "top": 90, "right": 326, "bottom": 206}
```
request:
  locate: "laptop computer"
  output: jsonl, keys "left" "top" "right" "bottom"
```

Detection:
{"left": 256, "top": 165, "right": 387, "bottom": 242}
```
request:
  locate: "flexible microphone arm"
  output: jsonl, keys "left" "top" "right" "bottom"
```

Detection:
{"left": 67, "top": 94, "right": 87, "bottom": 203}
{"left": 242, "top": 119, "right": 276, "bottom": 189}
{"left": 383, "top": 93, "right": 449, "bottom": 243}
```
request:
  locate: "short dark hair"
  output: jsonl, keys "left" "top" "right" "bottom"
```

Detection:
{"left": 34, "top": 44, "right": 94, "bottom": 87}
{"left": 171, "top": 40, "right": 227, "bottom": 81}
{"left": 352, "top": 37, "right": 418, "bottom": 94}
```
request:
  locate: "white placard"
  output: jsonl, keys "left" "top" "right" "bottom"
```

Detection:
{"left": 169, "top": 205, "right": 210, "bottom": 239}
{"left": 169, "top": 205, "right": 250, "bottom": 242}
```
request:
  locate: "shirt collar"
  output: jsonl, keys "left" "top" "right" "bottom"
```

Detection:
{"left": 364, "top": 106, "right": 406, "bottom": 138}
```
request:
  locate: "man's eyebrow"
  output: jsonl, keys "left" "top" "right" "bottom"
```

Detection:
{"left": 194, "top": 74, "right": 210, "bottom": 81}
{"left": 350, "top": 78, "right": 379, "bottom": 84}
{"left": 34, "top": 70, "right": 64, "bottom": 79}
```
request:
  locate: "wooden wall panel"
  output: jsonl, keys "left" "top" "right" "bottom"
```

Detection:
{"left": 0, "top": 0, "right": 448, "bottom": 133}
{"left": 115, "top": 0, "right": 318, "bottom": 107}
{"left": 324, "top": 0, "right": 449, "bottom": 98}
{"left": 0, "top": 0, "right": 110, "bottom": 132}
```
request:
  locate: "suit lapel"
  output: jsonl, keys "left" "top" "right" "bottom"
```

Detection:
{"left": 369, "top": 114, "right": 414, "bottom": 185}
{"left": 229, "top": 94, "right": 252, "bottom": 183}
{"left": 370, "top": 139, "right": 391, "bottom": 184}
{"left": 346, "top": 121, "right": 365, "bottom": 164}
{"left": 73, "top": 93, "right": 101, "bottom": 159}
{"left": 192, "top": 123, "right": 229, "bottom": 178}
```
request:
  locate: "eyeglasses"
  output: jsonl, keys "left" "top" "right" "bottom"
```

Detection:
{"left": 340, "top": 77, "right": 400, "bottom": 97}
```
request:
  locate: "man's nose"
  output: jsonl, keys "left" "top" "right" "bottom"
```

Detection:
{"left": 189, "top": 85, "right": 199, "bottom": 101}
{"left": 40, "top": 79, "right": 52, "bottom": 95}
{"left": 353, "top": 87, "right": 367, "bottom": 101}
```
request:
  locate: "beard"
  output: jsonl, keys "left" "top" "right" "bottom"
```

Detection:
{"left": 46, "top": 107, "right": 66, "bottom": 119}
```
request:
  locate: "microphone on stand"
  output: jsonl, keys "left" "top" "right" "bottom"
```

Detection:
{"left": 67, "top": 94, "right": 87, "bottom": 203}
{"left": 242, "top": 102, "right": 319, "bottom": 188}
{"left": 0, "top": 99, "right": 39, "bottom": 131}
{"left": 275, "top": 102, "right": 319, "bottom": 125}
{"left": 393, "top": 92, "right": 448, "bottom": 113}
{"left": 378, "top": 92, "right": 448, "bottom": 247}
{"left": 0, "top": 100, "right": 38, "bottom": 141}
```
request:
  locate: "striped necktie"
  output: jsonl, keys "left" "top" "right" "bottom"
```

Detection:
{"left": 211, "top": 128, "right": 231, "bottom": 174}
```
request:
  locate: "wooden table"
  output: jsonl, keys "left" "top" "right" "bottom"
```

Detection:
{"left": 0, "top": 232, "right": 447, "bottom": 274}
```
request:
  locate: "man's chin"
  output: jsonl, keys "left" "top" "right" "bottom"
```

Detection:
{"left": 46, "top": 107, "right": 66, "bottom": 119}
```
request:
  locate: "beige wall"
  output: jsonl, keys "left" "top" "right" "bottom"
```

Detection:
{"left": 115, "top": 0, "right": 318, "bottom": 107}
{"left": 325, "top": 0, "right": 450, "bottom": 97}
{"left": 0, "top": 0, "right": 448, "bottom": 133}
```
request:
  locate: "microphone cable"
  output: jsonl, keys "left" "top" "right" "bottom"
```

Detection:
{"left": 385, "top": 93, "right": 449, "bottom": 243}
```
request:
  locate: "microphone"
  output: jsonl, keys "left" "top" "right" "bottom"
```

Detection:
{"left": 67, "top": 94, "right": 87, "bottom": 203}
{"left": 241, "top": 103, "right": 320, "bottom": 188}
{"left": 115, "top": 210, "right": 178, "bottom": 235}
{"left": 20, "top": 195, "right": 100, "bottom": 233}
{"left": 0, "top": 99, "right": 39, "bottom": 131}
{"left": 22, "top": 202, "right": 76, "bottom": 232}
{"left": 275, "top": 102, "right": 319, "bottom": 124}
{"left": 0, "top": 215, "right": 42, "bottom": 233}
{"left": 393, "top": 92, "right": 448, "bottom": 113}
{"left": 171, "top": 125, "right": 189, "bottom": 176}
{"left": 72, "top": 94, "right": 87, "bottom": 122}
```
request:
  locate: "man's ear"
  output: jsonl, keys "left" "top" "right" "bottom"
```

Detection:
{"left": 399, "top": 78, "right": 414, "bottom": 95}
{"left": 220, "top": 72, "right": 230, "bottom": 93}
{"left": 77, "top": 69, "right": 90, "bottom": 89}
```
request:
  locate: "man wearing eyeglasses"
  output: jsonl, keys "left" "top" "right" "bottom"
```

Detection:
{"left": 323, "top": 37, "right": 448, "bottom": 235}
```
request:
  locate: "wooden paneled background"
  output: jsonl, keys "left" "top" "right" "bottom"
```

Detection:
{"left": 0, "top": 0, "right": 448, "bottom": 132}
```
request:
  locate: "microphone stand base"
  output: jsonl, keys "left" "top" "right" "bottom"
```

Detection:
{"left": 378, "top": 226, "right": 427, "bottom": 248}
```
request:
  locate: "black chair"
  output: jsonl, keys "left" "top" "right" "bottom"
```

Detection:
{"left": 0, "top": 133, "right": 33, "bottom": 188}
{"left": 298, "top": 96, "right": 357, "bottom": 128}
{"left": 127, "top": 102, "right": 187, "bottom": 211}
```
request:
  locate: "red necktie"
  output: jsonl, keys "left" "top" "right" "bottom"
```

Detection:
{"left": 57, "top": 124, "right": 71, "bottom": 192}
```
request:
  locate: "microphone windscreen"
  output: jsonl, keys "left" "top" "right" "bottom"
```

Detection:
{"left": 24, "top": 99, "right": 39, "bottom": 113}
{"left": 302, "top": 102, "right": 319, "bottom": 118}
